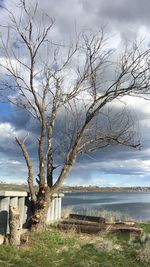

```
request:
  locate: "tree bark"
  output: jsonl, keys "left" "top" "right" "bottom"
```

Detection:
{"left": 9, "top": 205, "right": 20, "bottom": 246}
{"left": 30, "top": 205, "right": 49, "bottom": 232}
{"left": 15, "top": 137, "right": 36, "bottom": 202}
{"left": 30, "top": 186, "right": 51, "bottom": 232}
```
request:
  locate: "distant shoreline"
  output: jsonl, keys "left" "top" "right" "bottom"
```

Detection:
{"left": 61, "top": 186, "right": 150, "bottom": 193}
{"left": 0, "top": 183, "right": 150, "bottom": 193}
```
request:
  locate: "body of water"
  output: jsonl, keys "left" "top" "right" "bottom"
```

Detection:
{"left": 62, "top": 191, "right": 150, "bottom": 221}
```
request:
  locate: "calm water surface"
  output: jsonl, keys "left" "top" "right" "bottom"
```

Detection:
{"left": 62, "top": 192, "right": 150, "bottom": 221}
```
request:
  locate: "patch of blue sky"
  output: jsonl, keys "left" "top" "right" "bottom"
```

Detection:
{"left": 12, "top": 41, "right": 20, "bottom": 49}
{"left": 53, "top": 62, "right": 59, "bottom": 72}
{"left": 0, "top": 102, "right": 12, "bottom": 118}
{"left": 12, "top": 38, "right": 25, "bottom": 49}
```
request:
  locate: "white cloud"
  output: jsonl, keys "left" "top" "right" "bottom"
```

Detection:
{"left": 0, "top": 122, "right": 27, "bottom": 140}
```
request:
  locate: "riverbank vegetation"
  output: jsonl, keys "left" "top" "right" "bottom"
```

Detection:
{"left": 0, "top": 223, "right": 150, "bottom": 267}
{"left": 0, "top": 183, "right": 150, "bottom": 193}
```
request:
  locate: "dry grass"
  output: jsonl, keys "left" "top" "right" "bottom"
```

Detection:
{"left": 0, "top": 224, "right": 150, "bottom": 267}
{"left": 61, "top": 207, "right": 72, "bottom": 219}
{"left": 84, "top": 209, "right": 133, "bottom": 222}
{"left": 137, "top": 239, "right": 150, "bottom": 264}
{"left": 136, "top": 233, "right": 150, "bottom": 263}
{"left": 61, "top": 207, "right": 133, "bottom": 223}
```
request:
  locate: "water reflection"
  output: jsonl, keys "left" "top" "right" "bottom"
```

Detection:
{"left": 62, "top": 192, "right": 150, "bottom": 221}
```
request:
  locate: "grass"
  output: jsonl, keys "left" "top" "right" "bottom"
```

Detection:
{"left": 0, "top": 223, "right": 150, "bottom": 267}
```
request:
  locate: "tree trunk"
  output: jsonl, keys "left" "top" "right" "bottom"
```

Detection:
{"left": 30, "top": 205, "right": 49, "bottom": 232}
{"left": 29, "top": 185, "right": 51, "bottom": 232}
{"left": 9, "top": 205, "right": 20, "bottom": 246}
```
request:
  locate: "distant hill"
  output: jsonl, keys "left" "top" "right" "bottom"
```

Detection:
{"left": 0, "top": 183, "right": 149, "bottom": 193}
{"left": 0, "top": 183, "right": 29, "bottom": 192}
{"left": 61, "top": 186, "right": 150, "bottom": 193}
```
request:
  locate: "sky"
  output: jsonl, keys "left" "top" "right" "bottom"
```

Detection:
{"left": 0, "top": 0, "right": 150, "bottom": 187}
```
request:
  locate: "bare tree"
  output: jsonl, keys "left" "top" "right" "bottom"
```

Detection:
{"left": 0, "top": 0, "right": 150, "bottom": 230}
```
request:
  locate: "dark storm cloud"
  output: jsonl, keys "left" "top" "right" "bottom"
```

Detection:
{"left": 96, "top": 0, "right": 150, "bottom": 24}
{"left": 1, "top": 94, "right": 150, "bottom": 181}
{"left": 0, "top": 0, "right": 4, "bottom": 8}
{"left": 36, "top": 0, "right": 150, "bottom": 39}
{"left": 0, "top": 0, "right": 150, "bottom": 185}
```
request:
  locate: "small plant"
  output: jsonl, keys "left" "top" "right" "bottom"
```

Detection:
{"left": 139, "top": 233, "right": 150, "bottom": 245}
{"left": 137, "top": 235, "right": 150, "bottom": 264}
{"left": 94, "top": 238, "right": 115, "bottom": 252}
{"left": 137, "top": 243, "right": 150, "bottom": 264}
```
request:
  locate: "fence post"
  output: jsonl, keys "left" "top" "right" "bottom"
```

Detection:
{"left": 18, "top": 197, "right": 26, "bottom": 228}
{"left": 0, "top": 196, "right": 10, "bottom": 234}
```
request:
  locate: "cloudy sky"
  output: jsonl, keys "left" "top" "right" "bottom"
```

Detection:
{"left": 1, "top": 0, "right": 150, "bottom": 187}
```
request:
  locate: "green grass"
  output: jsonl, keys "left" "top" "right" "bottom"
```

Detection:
{"left": 137, "top": 222, "right": 150, "bottom": 233}
{"left": 0, "top": 224, "right": 150, "bottom": 267}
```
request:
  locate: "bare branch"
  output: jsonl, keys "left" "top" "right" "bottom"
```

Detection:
{"left": 15, "top": 136, "right": 36, "bottom": 202}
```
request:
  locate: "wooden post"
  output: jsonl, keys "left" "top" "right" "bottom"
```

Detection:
{"left": 9, "top": 205, "right": 20, "bottom": 246}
